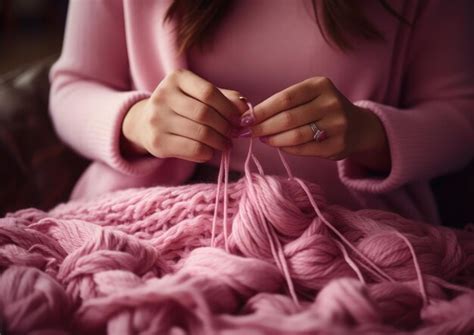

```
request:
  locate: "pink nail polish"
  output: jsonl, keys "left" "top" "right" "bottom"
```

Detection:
{"left": 240, "top": 114, "right": 254, "bottom": 127}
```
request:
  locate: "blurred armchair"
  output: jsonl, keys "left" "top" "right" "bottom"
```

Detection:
{"left": 0, "top": 58, "right": 88, "bottom": 215}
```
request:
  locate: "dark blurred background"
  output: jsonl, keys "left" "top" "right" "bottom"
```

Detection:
{"left": 0, "top": 0, "right": 91, "bottom": 216}
{"left": 0, "top": 0, "right": 68, "bottom": 74}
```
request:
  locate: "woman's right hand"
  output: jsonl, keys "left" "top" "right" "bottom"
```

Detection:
{"left": 121, "top": 69, "right": 248, "bottom": 162}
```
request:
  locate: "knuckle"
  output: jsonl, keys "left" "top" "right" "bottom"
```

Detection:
{"left": 327, "top": 97, "right": 342, "bottom": 110}
{"left": 291, "top": 128, "right": 306, "bottom": 143}
{"left": 316, "top": 76, "right": 332, "bottom": 87}
{"left": 147, "top": 108, "right": 167, "bottom": 127}
{"left": 334, "top": 115, "right": 348, "bottom": 132}
{"left": 280, "top": 112, "right": 294, "bottom": 128}
{"left": 175, "top": 68, "right": 187, "bottom": 75}
{"left": 191, "top": 142, "right": 204, "bottom": 157}
{"left": 148, "top": 114, "right": 160, "bottom": 126}
{"left": 191, "top": 142, "right": 211, "bottom": 160}
{"left": 234, "top": 91, "right": 244, "bottom": 99}
{"left": 199, "top": 84, "right": 216, "bottom": 102}
{"left": 154, "top": 147, "right": 167, "bottom": 159}
{"left": 172, "top": 68, "right": 186, "bottom": 79}
{"left": 193, "top": 105, "right": 210, "bottom": 123}
{"left": 149, "top": 132, "right": 161, "bottom": 148}
{"left": 165, "top": 69, "right": 186, "bottom": 86}
{"left": 149, "top": 108, "right": 170, "bottom": 129}
{"left": 151, "top": 87, "right": 166, "bottom": 104}
{"left": 297, "top": 127, "right": 308, "bottom": 142}
{"left": 166, "top": 70, "right": 180, "bottom": 83}
{"left": 150, "top": 134, "right": 166, "bottom": 157}
{"left": 226, "top": 89, "right": 242, "bottom": 98}
{"left": 195, "top": 124, "right": 211, "bottom": 141}
{"left": 280, "top": 92, "right": 294, "bottom": 109}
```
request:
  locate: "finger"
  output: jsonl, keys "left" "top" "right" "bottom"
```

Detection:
{"left": 168, "top": 93, "right": 232, "bottom": 138}
{"left": 252, "top": 77, "right": 331, "bottom": 125}
{"left": 250, "top": 101, "right": 324, "bottom": 137}
{"left": 260, "top": 117, "right": 333, "bottom": 147}
{"left": 280, "top": 136, "right": 341, "bottom": 158}
{"left": 175, "top": 70, "right": 242, "bottom": 125}
{"left": 168, "top": 114, "right": 231, "bottom": 152}
{"left": 156, "top": 134, "right": 215, "bottom": 163}
{"left": 261, "top": 124, "right": 312, "bottom": 147}
{"left": 219, "top": 88, "right": 249, "bottom": 115}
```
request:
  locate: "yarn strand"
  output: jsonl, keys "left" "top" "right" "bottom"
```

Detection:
{"left": 395, "top": 232, "right": 428, "bottom": 305}
{"left": 210, "top": 152, "right": 224, "bottom": 248}
{"left": 223, "top": 150, "right": 230, "bottom": 252}
{"left": 335, "top": 240, "right": 366, "bottom": 284}
{"left": 241, "top": 103, "right": 299, "bottom": 304}
{"left": 276, "top": 144, "right": 395, "bottom": 283}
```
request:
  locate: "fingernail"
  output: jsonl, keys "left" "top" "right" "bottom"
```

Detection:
{"left": 237, "top": 129, "right": 252, "bottom": 138}
{"left": 238, "top": 96, "right": 247, "bottom": 102}
{"left": 259, "top": 136, "right": 269, "bottom": 143}
{"left": 240, "top": 114, "right": 255, "bottom": 127}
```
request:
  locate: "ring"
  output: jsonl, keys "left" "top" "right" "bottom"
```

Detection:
{"left": 309, "top": 122, "right": 328, "bottom": 143}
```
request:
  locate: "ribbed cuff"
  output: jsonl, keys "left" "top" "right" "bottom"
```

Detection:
{"left": 83, "top": 90, "right": 162, "bottom": 176}
{"left": 338, "top": 100, "right": 413, "bottom": 193}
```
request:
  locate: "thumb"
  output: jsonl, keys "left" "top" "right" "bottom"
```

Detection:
{"left": 219, "top": 88, "right": 249, "bottom": 115}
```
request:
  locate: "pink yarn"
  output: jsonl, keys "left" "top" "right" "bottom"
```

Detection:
{"left": 0, "top": 103, "right": 473, "bottom": 334}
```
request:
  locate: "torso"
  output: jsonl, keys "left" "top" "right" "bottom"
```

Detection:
{"left": 185, "top": 0, "right": 408, "bottom": 208}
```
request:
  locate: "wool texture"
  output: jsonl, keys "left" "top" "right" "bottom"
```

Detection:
{"left": 0, "top": 106, "right": 473, "bottom": 334}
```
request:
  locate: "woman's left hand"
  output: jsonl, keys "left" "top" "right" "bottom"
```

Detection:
{"left": 247, "top": 77, "right": 391, "bottom": 171}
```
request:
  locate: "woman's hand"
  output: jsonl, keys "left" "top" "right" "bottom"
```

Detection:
{"left": 121, "top": 69, "right": 247, "bottom": 163}
{"left": 248, "top": 77, "right": 391, "bottom": 172}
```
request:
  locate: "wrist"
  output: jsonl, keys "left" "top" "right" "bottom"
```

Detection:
{"left": 350, "top": 107, "right": 391, "bottom": 173}
{"left": 121, "top": 99, "right": 149, "bottom": 157}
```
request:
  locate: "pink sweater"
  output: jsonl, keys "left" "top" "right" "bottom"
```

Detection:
{"left": 49, "top": 0, "right": 474, "bottom": 225}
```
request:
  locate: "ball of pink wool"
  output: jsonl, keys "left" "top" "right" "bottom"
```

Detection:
{"left": 312, "top": 278, "right": 381, "bottom": 326}
{"left": 0, "top": 266, "right": 70, "bottom": 334}
{"left": 231, "top": 174, "right": 327, "bottom": 260}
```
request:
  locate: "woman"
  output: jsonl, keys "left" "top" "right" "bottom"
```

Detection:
{"left": 49, "top": 0, "right": 474, "bottom": 224}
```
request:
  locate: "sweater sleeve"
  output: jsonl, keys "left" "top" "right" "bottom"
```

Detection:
{"left": 49, "top": 0, "right": 162, "bottom": 176}
{"left": 338, "top": 0, "right": 474, "bottom": 193}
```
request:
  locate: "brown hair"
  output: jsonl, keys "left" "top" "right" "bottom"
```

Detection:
{"left": 165, "top": 0, "right": 408, "bottom": 54}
